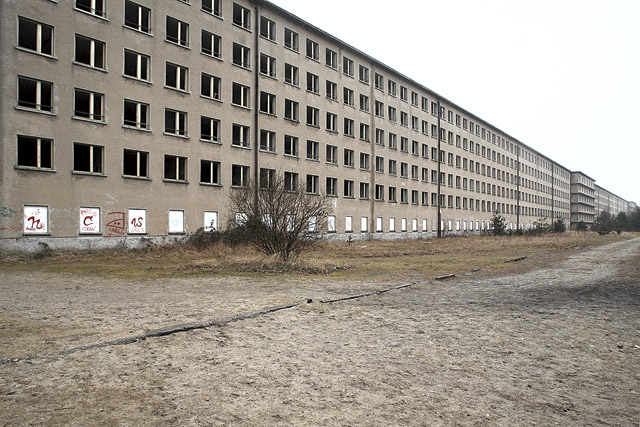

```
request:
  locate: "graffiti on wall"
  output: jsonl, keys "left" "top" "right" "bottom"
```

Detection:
{"left": 1, "top": 207, "right": 18, "bottom": 218}
{"left": 104, "top": 212, "right": 125, "bottom": 236}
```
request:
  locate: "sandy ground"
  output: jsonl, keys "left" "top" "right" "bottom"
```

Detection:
{"left": 0, "top": 238, "right": 639, "bottom": 426}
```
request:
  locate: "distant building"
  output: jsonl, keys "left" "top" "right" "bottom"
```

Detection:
{"left": 0, "top": 0, "right": 629, "bottom": 249}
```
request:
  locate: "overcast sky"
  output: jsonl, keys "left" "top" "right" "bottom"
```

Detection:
{"left": 268, "top": 0, "right": 639, "bottom": 204}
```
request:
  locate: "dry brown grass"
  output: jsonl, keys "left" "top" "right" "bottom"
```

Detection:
{"left": 0, "top": 232, "right": 635, "bottom": 281}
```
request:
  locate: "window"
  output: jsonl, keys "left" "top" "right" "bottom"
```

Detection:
{"left": 201, "top": 30, "right": 222, "bottom": 59}
{"left": 359, "top": 153, "right": 370, "bottom": 170}
{"left": 168, "top": 210, "right": 185, "bottom": 234}
{"left": 232, "top": 3, "right": 250, "bottom": 29}
{"left": 421, "top": 167, "right": 429, "bottom": 181}
{"left": 231, "top": 164, "right": 250, "bottom": 187}
{"left": 412, "top": 190, "right": 419, "bottom": 205}
{"left": 306, "top": 106, "right": 319, "bottom": 127}
{"left": 260, "top": 130, "right": 276, "bottom": 152}
{"left": 388, "top": 80, "right": 397, "bottom": 96}
{"left": 375, "top": 101, "right": 384, "bottom": 118}
{"left": 306, "top": 140, "right": 319, "bottom": 161}
{"left": 284, "top": 171, "right": 298, "bottom": 191}
{"left": 422, "top": 192, "right": 429, "bottom": 206}
{"left": 375, "top": 129, "right": 384, "bottom": 146}
{"left": 18, "top": 17, "right": 54, "bottom": 56}
{"left": 259, "top": 168, "right": 275, "bottom": 188}
{"left": 284, "top": 135, "right": 298, "bottom": 156}
{"left": 388, "top": 133, "right": 397, "bottom": 150}
{"left": 422, "top": 144, "right": 429, "bottom": 158}
{"left": 74, "top": 89, "right": 103, "bottom": 121}
{"left": 73, "top": 143, "right": 103, "bottom": 174}
{"left": 343, "top": 57, "right": 354, "bottom": 77}
{"left": 422, "top": 96, "right": 428, "bottom": 111}
{"left": 304, "top": 72, "right": 319, "bottom": 94}
{"left": 232, "top": 82, "right": 250, "bottom": 108}
{"left": 284, "top": 99, "right": 299, "bottom": 121}
{"left": 166, "top": 16, "right": 189, "bottom": 47}
{"left": 359, "top": 182, "right": 370, "bottom": 199}
{"left": 326, "top": 145, "right": 338, "bottom": 164}
{"left": 400, "top": 162, "right": 408, "bottom": 178}
{"left": 326, "top": 177, "right": 338, "bottom": 196}
{"left": 201, "top": 73, "right": 221, "bottom": 100}
{"left": 388, "top": 187, "right": 397, "bottom": 203}
{"left": 123, "top": 49, "right": 150, "bottom": 81}
{"left": 16, "top": 136, "right": 53, "bottom": 169}
{"left": 375, "top": 185, "right": 384, "bottom": 201}
{"left": 165, "top": 109, "right": 188, "bottom": 136}
{"left": 326, "top": 112, "right": 338, "bottom": 132}
{"left": 343, "top": 149, "right": 354, "bottom": 167}
{"left": 400, "top": 86, "right": 408, "bottom": 101}
{"left": 17, "top": 76, "right": 52, "bottom": 112}
{"left": 411, "top": 140, "right": 419, "bottom": 156}
{"left": 232, "top": 124, "right": 250, "bottom": 147}
{"left": 344, "top": 118, "right": 354, "bottom": 137}
{"left": 260, "top": 16, "right": 276, "bottom": 41}
{"left": 388, "top": 160, "right": 397, "bottom": 176}
{"left": 306, "top": 175, "right": 319, "bottom": 194}
{"left": 23, "top": 206, "right": 49, "bottom": 234}
{"left": 411, "top": 91, "right": 419, "bottom": 106}
{"left": 343, "top": 87, "right": 354, "bottom": 106}
{"left": 284, "top": 28, "right": 298, "bottom": 51}
{"left": 344, "top": 180, "right": 354, "bottom": 198}
{"left": 400, "top": 111, "right": 409, "bottom": 127}
{"left": 359, "top": 65, "right": 369, "bottom": 84}
{"left": 326, "top": 80, "right": 337, "bottom": 101}
{"left": 375, "top": 156, "right": 384, "bottom": 173}
{"left": 260, "top": 91, "right": 276, "bottom": 115}
{"left": 200, "top": 116, "right": 220, "bottom": 142}
{"left": 202, "top": 0, "right": 221, "bottom": 17}
{"left": 411, "top": 116, "right": 419, "bottom": 131}
{"left": 75, "top": 34, "right": 105, "bottom": 69}
{"left": 422, "top": 120, "right": 429, "bottom": 135}
{"left": 326, "top": 48, "right": 337, "bottom": 69}
{"left": 123, "top": 99, "right": 149, "bottom": 129}
{"left": 284, "top": 63, "right": 299, "bottom": 86}
{"left": 260, "top": 53, "right": 276, "bottom": 78}
{"left": 400, "top": 188, "right": 408, "bottom": 203}
{"left": 200, "top": 160, "right": 220, "bottom": 185}
{"left": 388, "top": 106, "right": 397, "bottom": 122}
{"left": 232, "top": 43, "right": 250, "bottom": 68}
{"left": 359, "top": 94, "right": 369, "bottom": 112}
{"left": 166, "top": 62, "right": 188, "bottom": 91}
{"left": 124, "top": 1, "right": 151, "bottom": 33}
{"left": 411, "top": 165, "right": 419, "bottom": 180}
{"left": 75, "top": 0, "right": 105, "bottom": 18}
{"left": 122, "top": 149, "right": 148, "bottom": 178}
{"left": 400, "top": 137, "right": 408, "bottom": 153}
{"left": 306, "top": 38, "right": 319, "bottom": 60}
{"left": 359, "top": 123, "right": 370, "bottom": 141}
{"left": 164, "top": 155, "right": 187, "bottom": 181}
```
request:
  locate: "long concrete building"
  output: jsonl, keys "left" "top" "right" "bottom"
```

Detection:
{"left": 0, "top": 0, "right": 633, "bottom": 249}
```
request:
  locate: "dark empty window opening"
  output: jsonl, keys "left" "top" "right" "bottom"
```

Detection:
{"left": 73, "top": 143, "right": 103, "bottom": 173}
{"left": 18, "top": 77, "right": 52, "bottom": 112}
{"left": 18, "top": 17, "right": 53, "bottom": 55}
{"left": 17, "top": 136, "right": 52, "bottom": 169}
{"left": 123, "top": 149, "right": 148, "bottom": 177}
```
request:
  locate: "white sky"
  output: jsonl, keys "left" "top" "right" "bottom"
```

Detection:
{"left": 268, "top": 0, "right": 640, "bottom": 203}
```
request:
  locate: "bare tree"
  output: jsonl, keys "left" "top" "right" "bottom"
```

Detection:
{"left": 226, "top": 172, "right": 331, "bottom": 262}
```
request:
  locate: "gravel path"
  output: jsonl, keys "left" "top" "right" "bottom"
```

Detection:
{"left": 1, "top": 238, "right": 638, "bottom": 425}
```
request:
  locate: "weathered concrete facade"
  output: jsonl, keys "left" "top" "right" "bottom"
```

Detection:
{"left": 0, "top": 0, "right": 630, "bottom": 250}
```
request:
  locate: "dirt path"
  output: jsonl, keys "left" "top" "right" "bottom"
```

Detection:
{"left": 1, "top": 238, "right": 639, "bottom": 425}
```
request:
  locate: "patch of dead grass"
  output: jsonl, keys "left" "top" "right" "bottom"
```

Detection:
{"left": 0, "top": 232, "right": 635, "bottom": 281}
